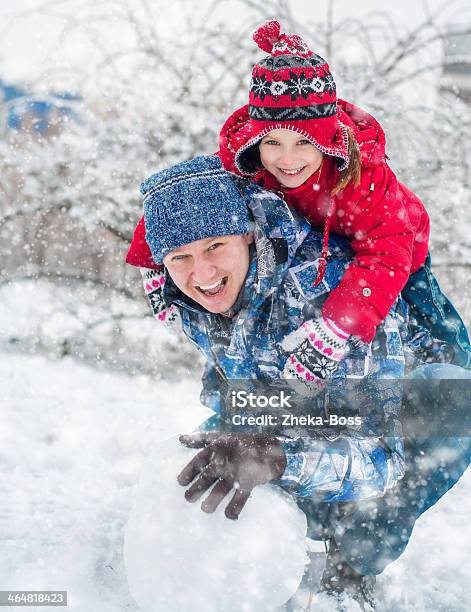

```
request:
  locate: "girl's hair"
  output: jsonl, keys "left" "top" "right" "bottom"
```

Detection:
{"left": 331, "top": 127, "right": 362, "bottom": 195}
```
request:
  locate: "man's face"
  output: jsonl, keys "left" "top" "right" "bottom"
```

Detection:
{"left": 163, "top": 233, "right": 254, "bottom": 314}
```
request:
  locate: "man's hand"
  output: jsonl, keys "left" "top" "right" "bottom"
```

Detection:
{"left": 282, "top": 317, "right": 350, "bottom": 395}
{"left": 177, "top": 432, "right": 287, "bottom": 520}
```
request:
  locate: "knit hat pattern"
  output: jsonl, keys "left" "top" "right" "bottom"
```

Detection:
{"left": 235, "top": 20, "right": 349, "bottom": 175}
{"left": 142, "top": 156, "right": 252, "bottom": 264}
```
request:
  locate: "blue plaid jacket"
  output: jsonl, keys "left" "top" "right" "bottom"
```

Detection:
{"left": 145, "top": 180, "right": 429, "bottom": 502}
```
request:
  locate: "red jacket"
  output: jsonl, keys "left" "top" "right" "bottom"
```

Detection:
{"left": 126, "top": 100, "right": 429, "bottom": 343}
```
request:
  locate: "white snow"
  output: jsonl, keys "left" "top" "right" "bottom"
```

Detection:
{"left": 1, "top": 351, "right": 470, "bottom": 611}
{"left": 0, "top": 352, "right": 208, "bottom": 611}
{"left": 124, "top": 436, "right": 308, "bottom": 612}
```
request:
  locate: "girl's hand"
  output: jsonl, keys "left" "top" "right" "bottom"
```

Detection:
{"left": 141, "top": 268, "right": 180, "bottom": 327}
{"left": 281, "top": 316, "right": 350, "bottom": 395}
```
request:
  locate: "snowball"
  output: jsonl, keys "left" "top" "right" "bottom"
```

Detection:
{"left": 124, "top": 436, "right": 308, "bottom": 612}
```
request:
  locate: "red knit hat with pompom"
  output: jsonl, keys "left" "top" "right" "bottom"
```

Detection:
{"left": 235, "top": 20, "right": 349, "bottom": 176}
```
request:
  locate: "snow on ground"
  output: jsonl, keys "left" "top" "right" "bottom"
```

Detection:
{"left": 1, "top": 351, "right": 470, "bottom": 611}
{"left": 0, "top": 352, "right": 209, "bottom": 612}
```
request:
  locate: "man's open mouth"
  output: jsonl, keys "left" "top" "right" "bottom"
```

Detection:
{"left": 196, "top": 277, "right": 228, "bottom": 297}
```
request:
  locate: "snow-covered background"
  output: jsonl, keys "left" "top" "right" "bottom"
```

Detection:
{"left": 2, "top": 352, "right": 471, "bottom": 611}
{"left": 1, "top": 0, "right": 471, "bottom": 610}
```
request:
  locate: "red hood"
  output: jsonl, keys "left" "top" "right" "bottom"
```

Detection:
{"left": 337, "top": 99, "right": 387, "bottom": 167}
{"left": 218, "top": 99, "right": 387, "bottom": 174}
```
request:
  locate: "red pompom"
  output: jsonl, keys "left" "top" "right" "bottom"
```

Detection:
{"left": 253, "top": 20, "right": 281, "bottom": 53}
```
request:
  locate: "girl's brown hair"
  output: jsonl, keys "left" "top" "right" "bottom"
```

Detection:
{"left": 331, "top": 127, "right": 362, "bottom": 195}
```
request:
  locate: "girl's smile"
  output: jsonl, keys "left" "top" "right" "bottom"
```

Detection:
{"left": 259, "top": 129, "right": 324, "bottom": 188}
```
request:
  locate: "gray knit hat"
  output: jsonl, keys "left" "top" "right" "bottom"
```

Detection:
{"left": 142, "top": 156, "right": 252, "bottom": 264}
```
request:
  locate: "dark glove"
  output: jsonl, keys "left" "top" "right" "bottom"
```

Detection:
{"left": 177, "top": 432, "right": 287, "bottom": 520}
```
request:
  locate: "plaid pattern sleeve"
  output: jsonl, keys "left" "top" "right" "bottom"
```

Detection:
{"left": 276, "top": 434, "right": 405, "bottom": 502}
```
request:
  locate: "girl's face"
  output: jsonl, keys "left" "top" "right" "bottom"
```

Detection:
{"left": 259, "top": 129, "right": 324, "bottom": 188}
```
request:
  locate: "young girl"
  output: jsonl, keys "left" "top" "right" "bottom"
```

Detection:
{"left": 127, "top": 20, "right": 471, "bottom": 389}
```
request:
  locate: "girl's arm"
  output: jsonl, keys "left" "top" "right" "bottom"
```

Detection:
{"left": 140, "top": 268, "right": 181, "bottom": 329}
{"left": 126, "top": 216, "right": 159, "bottom": 269}
{"left": 323, "top": 165, "right": 416, "bottom": 343}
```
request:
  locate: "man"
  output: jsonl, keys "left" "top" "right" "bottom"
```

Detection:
{"left": 131, "top": 155, "right": 471, "bottom": 610}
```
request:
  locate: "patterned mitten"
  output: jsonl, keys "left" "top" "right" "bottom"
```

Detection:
{"left": 282, "top": 317, "right": 350, "bottom": 393}
{"left": 141, "top": 268, "right": 180, "bottom": 328}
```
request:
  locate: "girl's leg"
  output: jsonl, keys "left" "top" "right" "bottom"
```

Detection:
{"left": 329, "top": 364, "right": 471, "bottom": 575}
{"left": 402, "top": 253, "right": 471, "bottom": 368}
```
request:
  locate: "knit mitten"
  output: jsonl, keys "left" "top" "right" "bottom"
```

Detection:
{"left": 141, "top": 268, "right": 180, "bottom": 327}
{"left": 282, "top": 317, "right": 350, "bottom": 393}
